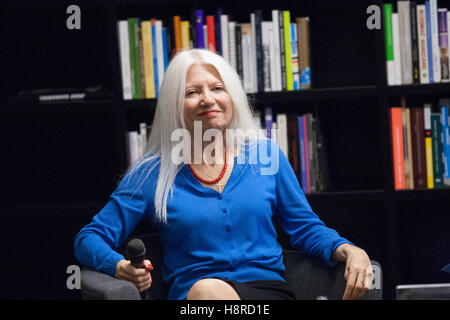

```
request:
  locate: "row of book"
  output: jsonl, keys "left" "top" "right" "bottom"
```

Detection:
{"left": 125, "top": 122, "right": 152, "bottom": 167}
{"left": 389, "top": 98, "right": 450, "bottom": 190}
{"left": 260, "top": 108, "right": 329, "bottom": 194}
{"left": 117, "top": 9, "right": 312, "bottom": 100}
{"left": 383, "top": 1, "right": 450, "bottom": 86}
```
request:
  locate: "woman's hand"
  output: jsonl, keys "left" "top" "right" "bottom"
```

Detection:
{"left": 332, "top": 243, "right": 374, "bottom": 300}
{"left": 115, "top": 259, "right": 153, "bottom": 292}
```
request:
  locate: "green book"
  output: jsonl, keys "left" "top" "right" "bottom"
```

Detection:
{"left": 383, "top": 4, "right": 395, "bottom": 85}
{"left": 431, "top": 113, "right": 444, "bottom": 188}
{"left": 283, "top": 11, "right": 293, "bottom": 91}
{"left": 128, "top": 18, "right": 142, "bottom": 99}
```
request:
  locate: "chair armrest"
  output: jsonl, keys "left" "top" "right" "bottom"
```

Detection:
{"left": 81, "top": 267, "right": 141, "bottom": 300}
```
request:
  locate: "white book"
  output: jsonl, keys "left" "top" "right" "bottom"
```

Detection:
{"left": 250, "top": 13, "right": 258, "bottom": 93}
{"left": 398, "top": 1, "right": 413, "bottom": 84}
{"left": 430, "top": 0, "right": 441, "bottom": 82}
{"left": 417, "top": 5, "right": 430, "bottom": 84}
{"left": 126, "top": 131, "right": 139, "bottom": 167}
{"left": 221, "top": 14, "right": 230, "bottom": 63}
{"left": 155, "top": 20, "right": 165, "bottom": 89}
{"left": 139, "top": 122, "right": 148, "bottom": 155}
{"left": 117, "top": 21, "right": 132, "bottom": 100}
{"left": 276, "top": 113, "right": 288, "bottom": 158}
{"left": 271, "top": 10, "right": 282, "bottom": 92}
{"left": 241, "top": 24, "right": 253, "bottom": 93}
{"left": 203, "top": 24, "right": 208, "bottom": 49}
{"left": 392, "top": 13, "right": 403, "bottom": 85}
{"left": 262, "top": 21, "right": 271, "bottom": 92}
{"left": 267, "top": 21, "right": 277, "bottom": 92}
{"left": 228, "top": 21, "right": 237, "bottom": 70}
{"left": 271, "top": 122, "right": 277, "bottom": 143}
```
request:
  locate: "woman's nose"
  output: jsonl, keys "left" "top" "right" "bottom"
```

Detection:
{"left": 201, "top": 89, "right": 215, "bottom": 105}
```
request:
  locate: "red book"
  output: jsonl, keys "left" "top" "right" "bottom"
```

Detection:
{"left": 206, "top": 16, "right": 216, "bottom": 52}
{"left": 390, "top": 108, "right": 406, "bottom": 190}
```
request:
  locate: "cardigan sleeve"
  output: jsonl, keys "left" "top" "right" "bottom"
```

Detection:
{"left": 74, "top": 163, "right": 155, "bottom": 277}
{"left": 270, "top": 140, "right": 352, "bottom": 266}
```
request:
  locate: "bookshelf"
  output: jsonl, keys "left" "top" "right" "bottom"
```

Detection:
{"left": 1, "top": 0, "right": 449, "bottom": 300}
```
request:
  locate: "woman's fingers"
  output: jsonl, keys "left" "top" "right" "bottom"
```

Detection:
{"left": 116, "top": 259, "right": 153, "bottom": 292}
{"left": 342, "top": 270, "right": 357, "bottom": 300}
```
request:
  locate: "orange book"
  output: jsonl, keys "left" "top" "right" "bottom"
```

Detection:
{"left": 173, "top": 16, "right": 182, "bottom": 52}
{"left": 390, "top": 107, "right": 406, "bottom": 190}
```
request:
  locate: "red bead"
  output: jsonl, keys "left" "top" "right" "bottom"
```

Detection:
{"left": 188, "top": 153, "right": 228, "bottom": 185}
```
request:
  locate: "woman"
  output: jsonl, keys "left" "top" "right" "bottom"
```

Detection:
{"left": 74, "top": 49, "right": 373, "bottom": 300}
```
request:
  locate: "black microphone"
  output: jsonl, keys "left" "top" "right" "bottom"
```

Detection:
{"left": 126, "top": 238, "right": 146, "bottom": 268}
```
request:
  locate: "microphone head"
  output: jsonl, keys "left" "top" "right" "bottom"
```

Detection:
{"left": 126, "top": 238, "right": 146, "bottom": 265}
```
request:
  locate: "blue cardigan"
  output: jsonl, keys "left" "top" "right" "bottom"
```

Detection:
{"left": 74, "top": 139, "right": 351, "bottom": 300}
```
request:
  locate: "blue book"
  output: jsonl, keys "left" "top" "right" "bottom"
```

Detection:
{"left": 162, "top": 28, "right": 169, "bottom": 72}
{"left": 195, "top": 10, "right": 204, "bottom": 49}
{"left": 215, "top": 8, "right": 223, "bottom": 55}
{"left": 264, "top": 107, "right": 272, "bottom": 139}
{"left": 297, "top": 116, "right": 307, "bottom": 193}
{"left": 151, "top": 23, "right": 159, "bottom": 98}
{"left": 441, "top": 103, "right": 450, "bottom": 178}
{"left": 426, "top": 1, "right": 434, "bottom": 83}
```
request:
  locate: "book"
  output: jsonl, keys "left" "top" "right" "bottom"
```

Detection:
{"left": 411, "top": 107, "right": 427, "bottom": 189}
{"left": 151, "top": 20, "right": 159, "bottom": 98}
{"left": 383, "top": 4, "right": 395, "bottom": 86}
{"left": 291, "top": 23, "right": 300, "bottom": 90}
{"left": 438, "top": 9, "right": 450, "bottom": 82}
{"left": 254, "top": 10, "right": 264, "bottom": 93}
{"left": 278, "top": 11, "right": 286, "bottom": 91}
{"left": 264, "top": 107, "right": 273, "bottom": 139}
{"left": 398, "top": 1, "right": 413, "bottom": 84}
{"left": 228, "top": 21, "right": 237, "bottom": 70}
{"left": 276, "top": 113, "right": 288, "bottom": 158}
{"left": 287, "top": 114, "right": 301, "bottom": 182}
{"left": 390, "top": 107, "right": 406, "bottom": 190}
{"left": 241, "top": 23, "right": 253, "bottom": 93}
{"left": 262, "top": 21, "right": 271, "bottom": 92}
{"left": 430, "top": 0, "right": 441, "bottom": 82}
{"left": 141, "top": 21, "right": 156, "bottom": 99}
{"left": 305, "top": 113, "right": 316, "bottom": 193}
{"left": 195, "top": 10, "right": 204, "bottom": 49}
{"left": 404, "top": 107, "right": 414, "bottom": 189}
{"left": 392, "top": 13, "right": 403, "bottom": 85}
{"left": 431, "top": 113, "right": 444, "bottom": 188}
{"left": 417, "top": 5, "right": 430, "bottom": 84}
{"left": 206, "top": 16, "right": 216, "bottom": 52}
{"left": 410, "top": 1, "right": 420, "bottom": 83}
{"left": 297, "top": 17, "right": 311, "bottom": 89}
{"left": 424, "top": 103, "right": 434, "bottom": 188}
{"left": 272, "top": 10, "right": 282, "bottom": 92}
{"left": 117, "top": 21, "right": 132, "bottom": 100}
{"left": 180, "top": 21, "right": 190, "bottom": 50}
{"left": 128, "top": 18, "right": 142, "bottom": 99}
{"left": 283, "top": 11, "right": 294, "bottom": 91}
{"left": 298, "top": 115, "right": 308, "bottom": 193}
{"left": 440, "top": 99, "right": 450, "bottom": 181}
{"left": 221, "top": 14, "right": 230, "bottom": 63}
{"left": 173, "top": 16, "right": 182, "bottom": 53}
{"left": 426, "top": 1, "right": 434, "bottom": 82}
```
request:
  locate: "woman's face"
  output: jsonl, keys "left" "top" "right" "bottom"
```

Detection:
{"left": 183, "top": 64, "right": 233, "bottom": 135}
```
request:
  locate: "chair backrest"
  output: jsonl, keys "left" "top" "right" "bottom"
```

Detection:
{"left": 127, "top": 233, "right": 382, "bottom": 300}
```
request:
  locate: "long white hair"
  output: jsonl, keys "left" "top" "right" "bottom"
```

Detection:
{"left": 124, "top": 49, "right": 263, "bottom": 224}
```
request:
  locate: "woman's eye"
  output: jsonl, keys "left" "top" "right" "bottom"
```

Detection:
{"left": 186, "top": 90, "right": 195, "bottom": 96}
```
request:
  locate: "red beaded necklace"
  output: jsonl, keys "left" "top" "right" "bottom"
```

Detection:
{"left": 188, "top": 152, "right": 228, "bottom": 184}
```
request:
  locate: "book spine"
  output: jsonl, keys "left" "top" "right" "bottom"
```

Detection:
{"left": 410, "top": 2, "right": 420, "bottom": 83}
{"left": 241, "top": 23, "right": 253, "bottom": 93}
{"left": 228, "top": 21, "right": 237, "bottom": 70}
{"left": 448, "top": 12, "right": 450, "bottom": 83}
{"left": 162, "top": 28, "right": 169, "bottom": 71}
{"left": 287, "top": 115, "right": 301, "bottom": 181}
{"left": 267, "top": 21, "right": 277, "bottom": 92}
{"left": 221, "top": 14, "right": 230, "bottom": 63}
{"left": 235, "top": 24, "right": 243, "bottom": 80}
{"left": 424, "top": 104, "right": 434, "bottom": 188}
{"left": 250, "top": 13, "right": 258, "bottom": 93}
{"left": 215, "top": 9, "right": 222, "bottom": 55}
{"left": 195, "top": 10, "right": 204, "bottom": 49}
{"left": 402, "top": 107, "right": 412, "bottom": 189}
{"left": 151, "top": 21, "right": 159, "bottom": 98}
{"left": 180, "top": 21, "right": 190, "bottom": 50}
{"left": 272, "top": 10, "right": 282, "bottom": 91}
{"left": 430, "top": 0, "right": 441, "bottom": 82}
{"left": 206, "top": 16, "right": 216, "bottom": 52}
{"left": 283, "top": 11, "right": 293, "bottom": 91}
{"left": 254, "top": 10, "right": 264, "bottom": 93}
{"left": 138, "top": 21, "right": 146, "bottom": 99}
{"left": 406, "top": 108, "right": 415, "bottom": 188}
{"left": 141, "top": 21, "right": 156, "bottom": 99}
{"left": 155, "top": 20, "right": 165, "bottom": 88}
{"left": 276, "top": 113, "right": 289, "bottom": 158}
{"left": 306, "top": 114, "right": 317, "bottom": 193}
{"left": 291, "top": 23, "right": 300, "bottom": 90}
{"left": 303, "top": 115, "right": 311, "bottom": 193}
{"left": 426, "top": 1, "right": 434, "bottom": 82}
{"left": 411, "top": 107, "right": 427, "bottom": 188}
{"left": 398, "top": 1, "right": 413, "bottom": 84}
{"left": 203, "top": 24, "right": 208, "bottom": 49}
{"left": 440, "top": 101, "right": 450, "bottom": 179}
{"left": 117, "top": 21, "right": 132, "bottom": 100}
{"left": 431, "top": 113, "right": 444, "bottom": 188}
{"left": 173, "top": 16, "right": 182, "bottom": 53}
{"left": 383, "top": 4, "right": 395, "bottom": 86}
{"left": 417, "top": 5, "right": 430, "bottom": 83}
{"left": 438, "top": 9, "right": 450, "bottom": 82}
{"left": 128, "top": 18, "right": 142, "bottom": 99}
{"left": 297, "top": 17, "right": 311, "bottom": 89}
{"left": 278, "top": 11, "right": 286, "bottom": 91}
{"left": 262, "top": 22, "right": 271, "bottom": 92}
{"left": 297, "top": 116, "right": 308, "bottom": 193}
{"left": 390, "top": 107, "right": 406, "bottom": 190}
{"left": 392, "top": 13, "right": 403, "bottom": 85}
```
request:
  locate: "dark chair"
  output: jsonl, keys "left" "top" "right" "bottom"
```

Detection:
{"left": 80, "top": 233, "right": 383, "bottom": 300}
